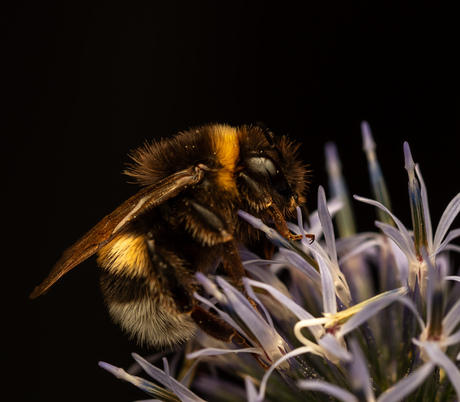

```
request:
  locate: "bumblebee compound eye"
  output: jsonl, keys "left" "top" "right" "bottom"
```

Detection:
{"left": 247, "top": 156, "right": 291, "bottom": 196}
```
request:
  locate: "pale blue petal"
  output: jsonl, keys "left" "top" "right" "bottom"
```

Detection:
{"left": 443, "top": 244, "right": 460, "bottom": 253}
{"left": 414, "top": 341, "right": 460, "bottom": 397}
{"left": 362, "top": 122, "right": 393, "bottom": 228}
{"left": 423, "top": 248, "right": 437, "bottom": 332}
{"left": 433, "top": 192, "right": 460, "bottom": 252}
{"left": 257, "top": 346, "right": 313, "bottom": 402}
{"left": 136, "top": 399, "right": 160, "bottom": 402}
{"left": 296, "top": 205, "right": 304, "bottom": 233}
{"left": 361, "top": 121, "right": 375, "bottom": 152}
{"left": 307, "top": 239, "right": 351, "bottom": 306}
{"left": 238, "top": 210, "right": 288, "bottom": 250}
{"left": 302, "top": 233, "right": 331, "bottom": 263}
{"left": 338, "top": 238, "right": 381, "bottom": 265}
{"left": 244, "top": 277, "right": 325, "bottom": 339}
{"left": 348, "top": 339, "right": 375, "bottom": 401}
{"left": 336, "top": 231, "right": 378, "bottom": 253}
{"left": 354, "top": 195, "right": 413, "bottom": 243}
{"left": 304, "top": 208, "right": 321, "bottom": 234}
{"left": 277, "top": 248, "right": 322, "bottom": 287}
{"left": 388, "top": 237, "right": 410, "bottom": 284}
{"left": 186, "top": 347, "right": 261, "bottom": 360}
{"left": 445, "top": 275, "right": 460, "bottom": 283}
{"left": 301, "top": 227, "right": 349, "bottom": 292}
{"left": 377, "top": 362, "right": 435, "bottom": 402}
{"left": 403, "top": 141, "right": 416, "bottom": 174}
{"left": 99, "top": 361, "right": 147, "bottom": 387}
{"left": 289, "top": 197, "right": 342, "bottom": 238}
{"left": 193, "top": 292, "right": 248, "bottom": 339}
{"left": 243, "top": 279, "right": 275, "bottom": 328}
{"left": 297, "top": 379, "right": 359, "bottom": 402}
{"left": 308, "top": 197, "right": 344, "bottom": 237}
{"left": 132, "top": 355, "right": 206, "bottom": 402}
{"left": 245, "top": 376, "right": 261, "bottom": 402}
{"left": 318, "top": 333, "right": 352, "bottom": 362}
{"left": 98, "top": 361, "right": 190, "bottom": 402}
{"left": 242, "top": 259, "right": 292, "bottom": 295}
{"left": 195, "top": 272, "right": 226, "bottom": 304}
{"left": 444, "top": 329, "right": 460, "bottom": 348}
{"left": 316, "top": 252, "right": 337, "bottom": 315}
{"left": 126, "top": 351, "right": 168, "bottom": 376}
{"left": 318, "top": 186, "right": 338, "bottom": 266}
{"left": 374, "top": 221, "right": 416, "bottom": 261}
{"left": 239, "top": 210, "right": 314, "bottom": 266}
{"left": 436, "top": 253, "right": 450, "bottom": 278}
{"left": 216, "top": 277, "right": 288, "bottom": 363}
{"left": 443, "top": 297, "right": 460, "bottom": 336}
{"left": 415, "top": 164, "right": 433, "bottom": 252}
{"left": 396, "top": 296, "right": 426, "bottom": 331}
{"left": 340, "top": 288, "right": 407, "bottom": 337}
{"left": 325, "top": 141, "right": 356, "bottom": 237}
{"left": 431, "top": 228, "right": 460, "bottom": 258}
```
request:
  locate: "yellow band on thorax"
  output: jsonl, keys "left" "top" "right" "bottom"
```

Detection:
{"left": 213, "top": 125, "right": 239, "bottom": 193}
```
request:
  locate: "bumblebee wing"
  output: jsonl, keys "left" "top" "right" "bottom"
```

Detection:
{"left": 30, "top": 166, "right": 204, "bottom": 299}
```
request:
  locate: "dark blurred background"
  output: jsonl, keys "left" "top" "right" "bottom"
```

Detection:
{"left": 3, "top": 1, "right": 460, "bottom": 400}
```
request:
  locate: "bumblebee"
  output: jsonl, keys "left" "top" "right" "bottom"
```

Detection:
{"left": 30, "top": 124, "right": 309, "bottom": 347}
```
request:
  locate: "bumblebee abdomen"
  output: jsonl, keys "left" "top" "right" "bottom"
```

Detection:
{"left": 97, "top": 226, "right": 200, "bottom": 347}
{"left": 108, "top": 299, "right": 196, "bottom": 347}
{"left": 100, "top": 269, "right": 196, "bottom": 347}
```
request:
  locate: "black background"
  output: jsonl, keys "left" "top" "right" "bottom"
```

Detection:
{"left": 3, "top": 1, "right": 460, "bottom": 401}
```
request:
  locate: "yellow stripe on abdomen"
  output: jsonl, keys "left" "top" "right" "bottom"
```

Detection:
{"left": 97, "top": 233, "right": 151, "bottom": 278}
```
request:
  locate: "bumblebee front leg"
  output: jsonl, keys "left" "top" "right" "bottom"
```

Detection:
{"left": 221, "top": 239, "right": 246, "bottom": 287}
{"left": 268, "top": 203, "right": 315, "bottom": 243}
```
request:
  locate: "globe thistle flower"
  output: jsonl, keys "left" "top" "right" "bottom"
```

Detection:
{"left": 99, "top": 124, "right": 460, "bottom": 401}
{"left": 355, "top": 142, "right": 460, "bottom": 297}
